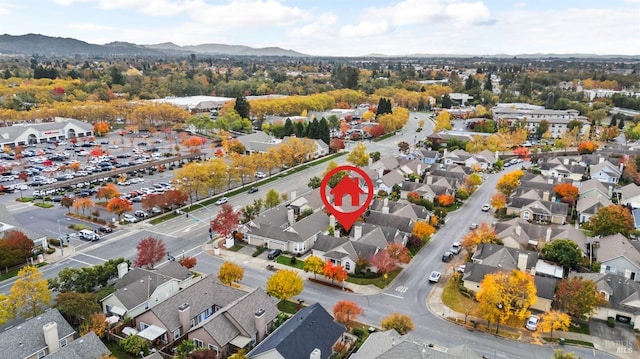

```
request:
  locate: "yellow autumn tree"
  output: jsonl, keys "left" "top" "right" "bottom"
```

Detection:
{"left": 476, "top": 269, "right": 537, "bottom": 334}
{"left": 496, "top": 169, "right": 524, "bottom": 197}
{"left": 412, "top": 220, "right": 436, "bottom": 239}
{"left": 266, "top": 269, "right": 303, "bottom": 301}
{"left": 80, "top": 313, "right": 108, "bottom": 338}
{"left": 346, "top": 142, "right": 370, "bottom": 167}
{"left": 7, "top": 266, "right": 51, "bottom": 319}
{"left": 539, "top": 310, "right": 571, "bottom": 340}
{"left": 434, "top": 110, "right": 452, "bottom": 132}
{"left": 217, "top": 261, "right": 244, "bottom": 286}
{"left": 303, "top": 256, "right": 325, "bottom": 279}
{"left": 380, "top": 312, "right": 415, "bottom": 335}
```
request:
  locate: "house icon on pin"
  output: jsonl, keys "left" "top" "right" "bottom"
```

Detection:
{"left": 330, "top": 177, "right": 365, "bottom": 206}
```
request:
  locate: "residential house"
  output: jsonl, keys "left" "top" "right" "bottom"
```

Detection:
{"left": 633, "top": 208, "right": 640, "bottom": 230}
{"left": 374, "top": 169, "right": 405, "bottom": 194}
{"left": 578, "top": 179, "right": 611, "bottom": 200}
{"left": 0, "top": 309, "right": 110, "bottom": 359}
{"left": 462, "top": 244, "right": 557, "bottom": 311}
{"left": 365, "top": 211, "right": 414, "bottom": 235}
{"left": 246, "top": 209, "right": 330, "bottom": 254}
{"left": 236, "top": 131, "right": 280, "bottom": 154}
{"left": 494, "top": 218, "right": 587, "bottom": 251}
{"left": 590, "top": 160, "right": 622, "bottom": 184}
{"left": 506, "top": 197, "right": 569, "bottom": 225}
{"left": 538, "top": 158, "right": 586, "bottom": 182}
{"left": 369, "top": 198, "right": 431, "bottom": 222}
{"left": 248, "top": 303, "right": 345, "bottom": 359}
{"left": 569, "top": 273, "right": 640, "bottom": 330}
{"left": 134, "top": 278, "right": 278, "bottom": 356}
{"left": 491, "top": 106, "right": 590, "bottom": 138}
{"left": 576, "top": 195, "right": 612, "bottom": 224}
{"left": 311, "top": 233, "right": 379, "bottom": 273}
{"left": 619, "top": 183, "right": 640, "bottom": 209}
{"left": 351, "top": 329, "right": 482, "bottom": 359}
{"left": 594, "top": 234, "right": 640, "bottom": 281}
{"left": 418, "top": 149, "right": 440, "bottom": 164}
{"left": 101, "top": 262, "right": 194, "bottom": 319}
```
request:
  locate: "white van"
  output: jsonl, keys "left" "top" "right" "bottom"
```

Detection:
{"left": 79, "top": 229, "right": 100, "bottom": 241}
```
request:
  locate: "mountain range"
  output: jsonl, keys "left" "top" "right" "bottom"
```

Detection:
{"left": 0, "top": 33, "right": 636, "bottom": 59}
{"left": 0, "top": 34, "right": 308, "bottom": 57}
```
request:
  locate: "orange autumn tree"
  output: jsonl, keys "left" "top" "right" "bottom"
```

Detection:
{"left": 412, "top": 220, "right": 435, "bottom": 239}
{"left": 436, "top": 193, "right": 455, "bottom": 206}
{"left": 322, "top": 262, "right": 348, "bottom": 285}
{"left": 490, "top": 192, "right": 507, "bottom": 212}
{"left": 93, "top": 122, "right": 110, "bottom": 136}
{"left": 107, "top": 198, "right": 133, "bottom": 220}
{"left": 333, "top": 300, "right": 363, "bottom": 329}
{"left": 386, "top": 243, "right": 411, "bottom": 264}
{"left": 95, "top": 183, "right": 120, "bottom": 201}
{"left": 577, "top": 141, "right": 598, "bottom": 154}
{"left": 462, "top": 222, "right": 500, "bottom": 251}
{"left": 553, "top": 183, "right": 579, "bottom": 205}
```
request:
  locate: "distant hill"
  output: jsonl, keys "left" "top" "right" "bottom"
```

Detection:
{"left": 0, "top": 33, "right": 308, "bottom": 57}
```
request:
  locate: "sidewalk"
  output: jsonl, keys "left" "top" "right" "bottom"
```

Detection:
{"left": 425, "top": 281, "right": 634, "bottom": 359}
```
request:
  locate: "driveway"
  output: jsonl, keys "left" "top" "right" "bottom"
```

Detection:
{"left": 589, "top": 319, "right": 638, "bottom": 355}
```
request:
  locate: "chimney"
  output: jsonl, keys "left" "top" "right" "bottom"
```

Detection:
{"left": 545, "top": 228, "right": 552, "bottom": 243}
{"left": 551, "top": 195, "right": 556, "bottom": 202}
{"left": 329, "top": 215, "right": 336, "bottom": 231}
{"left": 290, "top": 191, "right": 297, "bottom": 201}
{"left": 382, "top": 206, "right": 389, "bottom": 214}
{"left": 515, "top": 225, "right": 521, "bottom": 236}
{"left": 117, "top": 262, "right": 129, "bottom": 279}
{"left": 620, "top": 162, "right": 624, "bottom": 172}
{"left": 563, "top": 158, "right": 569, "bottom": 165}
{"left": 530, "top": 267, "right": 536, "bottom": 276}
{"left": 287, "top": 208, "right": 295, "bottom": 226}
{"left": 599, "top": 157, "right": 604, "bottom": 164}
{"left": 426, "top": 176, "right": 433, "bottom": 185}
{"left": 443, "top": 148, "right": 448, "bottom": 157}
{"left": 417, "top": 164, "right": 422, "bottom": 175}
{"left": 517, "top": 252, "right": 528, "bottom": 271}
{"left": 608, "top": 185, "right": 613, "bottom": 198}
{"left": 354, "top": 225, "right": 362, "bottom": 240}
{"left": 310, "top": 349, "right": 322, "bottom": 359}
{"left": 542, "top": 191, "right": 549, "bottom": 202}
{"left": 383, "top": 198, "right": 389, "bottom": 207}
{"left": 377, "top": 167, "right": 383, "bottom": 179}
{"left": 178, "top": 303, "right": 191, "bottom": 332}
{"left": 43, "top": 322, "right": 60, "bottom": 354}
{"left": 254, "top": 309, "right": 266, "bottom": 344}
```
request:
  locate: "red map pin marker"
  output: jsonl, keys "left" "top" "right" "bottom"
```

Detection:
{"left": 320, "top": 165, "right": 374, "bottom": 232}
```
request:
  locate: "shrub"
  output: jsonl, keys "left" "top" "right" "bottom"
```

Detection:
{"left": 290, "top": 256, "right": 297, "bottom": 265}
{"left": 607, "top": 317, "right": 615, "bottom": 328}
{"left": 352, "top": 327, "right": 365, "bottom": 337}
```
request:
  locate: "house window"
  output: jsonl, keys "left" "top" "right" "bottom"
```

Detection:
{"left": 140, "top": 322, "right": 149, "bottom": 330}
{"left": 60, "top": 338, "right": 67, "bottom": 347}
{"left": 345, "top": 262, "right": 351, "bottom": 271}
{"left": 173, "top": 329, "right": 180, "bottom": 340}
{"left": 144, "top": 302, "right": 149, "bottom": 310}
{"left": 208, "top": 344, "right": 219, "bottom": 353}
{"left": 38, "top": 351, "right": 45, "bottom": 359}
{"left": 194, "top": 339, "right": 203, "bottom": 348}
{"left": 523, "top": 211, "right": 530, "bottom": 220}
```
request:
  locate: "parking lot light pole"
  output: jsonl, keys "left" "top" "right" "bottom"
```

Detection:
{"left": 56, "top": 219, "right": 64, "bottom": 257}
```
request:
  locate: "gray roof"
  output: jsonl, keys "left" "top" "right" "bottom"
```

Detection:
{"left": 110, "top": 263, "right": 192, "bottom": 309}
{"left": 534, "top": 275, "right": 558, "bottom": 300}
{"left": 289, "top": 210, "right": 329, "bottom": 240}
{"left": 197, "top": 288, "right": 279, "bottom": 347}
{"left": 353, "top": 330, "right": 482, "bottom": 359}
{"left": 252, "top": 205, "right": 290, "bottom": 227}
{"left": 508, "top": 198, "right": 569, "bottom": 216}
{"left": 46, "top": 331, "right": 111, "bottom": 359}
{"left": 576, "top": 195, "right": 611, "bottom": 214}
{"left": 619, "top": 183, "right": 640, "bottom": 201}
{"left": 472, "top": 243, "right": 538, "bottom": 270}
{"left": 249, "top": 223, "right": 302, "bottom": 243}
{"left": 248, "top": 303, "right": 345, "bottom": 359}
{"left": 579, "top": 179, "right": 610, "bottom": 198}
{"left": 0, "top": 308, "right": 75, "bottom": 359}
{"left": 150, "top": 278, "right": 246, "bottom": 331}
{"left": 366, "top": 211, "right": 413, "bottom": 233}
{"left": 0, "top": 118, "right": 93, "bottom": 144}
{"left": 569, "top": 272, "right": 640, "bottom": 314}
{"left": 596, "top": 233, "right": 640, "bottom": 265}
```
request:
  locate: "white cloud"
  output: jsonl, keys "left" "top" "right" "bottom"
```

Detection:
{"left": 286, "top": 13, "right": 338, "bottom": 40}
{"left": 0, "top": 1, "right": 20, "bottom": 15}
{"left": 339, "top": 21, "right": 390, "bottom": 38}
{"left": 191, "top": 0, "right": 310, "bottom": 28}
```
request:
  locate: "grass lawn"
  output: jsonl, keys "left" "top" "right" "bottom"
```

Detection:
{"left": 441, "top": 276, "right": 478, "bottom": 314}
{"left": 544, "top": 338, "right": 594, "bottom": 347}
{"left": 105, "top": 342, "right": 136, "bottom": 359}
{"left": 34, "top": 202, "right": 54, "bottom": 208}
{"left": 278, "top": 299, "right": 302, "bottom": 314}
{"left": 346, "top": 268, "right": 402, "bottom": 289}
{"left": 568, "top": 320, "right": 590, "bottom": 335}
{"left": 0, "top": 262, "right": 47, "bottom": 281}
{"left": 275, "top": 255, "right": 305, "bottom": 270}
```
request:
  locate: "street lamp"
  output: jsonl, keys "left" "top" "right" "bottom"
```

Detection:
{"left": 56, "top": 219, "right": 64, "bottom": 257}
{"left": 191, "top": 202, "right": 213, "bottom": 237}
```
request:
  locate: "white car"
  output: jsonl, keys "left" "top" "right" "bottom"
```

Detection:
{"left": 450, "top": 242, "right": 461, "bottom": 255}
{"left": 428, "top": 271, "right": 442, "bottom": 283}
{"left": 122, "top": 214, "right": 137, "bottom": 223}
{"left": 255, "top": 172, "right": 267, "bottom": 179}
{"left": 481, "top": 204, "right": 491, "bottom": 212}
{"left": 525, "top": 315, "right": 540, "bottom": 331}
{"left": 215, "top": 197, "right": 229, "bottom": 205}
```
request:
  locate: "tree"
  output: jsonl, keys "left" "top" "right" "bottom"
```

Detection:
{"left": 461, "top": 223, "right": 500, "bottom": 250}
{"left": 346, "top": 143, "right": 370, "bottom": 167}
{"left": 490, "top": 192, "right": 507, "bottom": 211}
{"left": 397, "top": 141, "right": 410, "bottom": 154}
{"left": 496, "top": 169, "right": 524, "bottom": 197}
{"left": 434, "top": 110, "right": 452, "bottom": 132}
{"left": 321, "top": 261, "right": 348, "bottom": 285}
{"left": 554, "top": 349, "right": 578, "bottom": 359}
{"left": 264, "top": 188, "right": 281, "bottom": 208}
{"left": 55, "top": 291, "right": 100, "bottom": 325}
{"left": 210, "top": 203, "right": 240, "bottom": 240}
{"left": 381, "top": 312, "right": 415, "bottom": 335}
{"left": 7, "top": 266, "right": 51, "bottom": 319}
{"left": 217, "top": 261, "right": 244, "bottom": 286}
{"left": 120, "top": 335, "right": 149, "bottom": 357}
{"left": 60, "top": 196, "right": 74, "bottom": 213}
{"left": 234, "top": 96, "right": 251, "bottom": 119}
{"left": 436, "top": 193, "right": 455, "bottom": 206}
{"left": 303, "top": 256, "right": 324, "bottom": 279}
{"left": 386, "top": 243, "right": 411, "bottom": 264}
{"left": 412, "top": 220, "right": 435, "bottom": 239}
{"left": 133, "top": 237, "right": 167, "bottom": 269}
{"left": 329, "top": 138, "right": 345, "bottom": 152}
{"left": 73, "top": 197, "right": 93, "bottom": 216}
{"left": 95, "top": 183, "right": 121, "bottom": 201}
{"left": 586, "top": 204, "right": 635, "bottom": 237}
{"left": 553, "top": 183, "right": 579, "bottom": 203}
{"left": 107, "top": 197, "right": 133, "bottom": 220}
{"left": 577, "top": 141, "right": 598, "bottom": 154}
{"left": 228, "top": 349, "right": 248, "bottom": 359}
{"left": 369, "top": 250, "right": 398, "bottom": 278}
{"left": 539, "top": 310, "right": 571, "bottom": 340}
{"left": 556, "top": 277, "right": 606, "bottom": 319}
{"left": 0, "top": 230, "right": 34, "bottom": 270}
{"left": 265, "top": 269, "right": 303, "bottom": 301}
{"left": 333, "top": 300, "right": 363, "bottom": 329}
{"left": 176, "top": 339, "right": 196, "bottom": 359}
{"left": 178, "top": 256, "right": 197, "bottom": 269}
{"left": 93, "top": 121, "right": 110, "bottom": 136}
{"left": 0, "top": 293, "right": 8, "bottom": 326}
{"left": 307, "top": 176, "right": 321, "bottom": 189}
{"left": 79, "top": 313, "right": 108, "bottom": 338}
{"left": 476, "top": 269, "right": 537, "bottom": 334}
{"left": 541, "top": 240, "right": 582, "bottom": 273}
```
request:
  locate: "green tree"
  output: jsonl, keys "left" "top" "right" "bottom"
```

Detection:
{"left": 369, "top": 151, "right": 381, "bottom": 162}
{"left": 264, "top": 189, "right": 281, "bottom": 208}
{"left": 266, "top": 269, "right": 303, "bottom": 301}
{"left": 7, "top": 266, "right": 51, "bottom": 319}
{"left": 536, "top": 119, "right": 550, "bottom": 138}
{"left": 484, "top": 75, "right": 493, "bottom": 92}
{"left": 307, "top": 176, "right": 321, "bottom": 189}
{"left": 234, "top": 96, "right": 251, "bottom": 119}
{"left": 346, "top": 142, "right": 370, "bottom": 167}
{"left": 521, "top": 75, "right": 532, "bottom": 97}
{"left": 55, "top": 291, "right": 101, "bottom": 325}
{"left": 120, "top": 335, "right": 149, "bottom": 357}
{"left": 176, "top": 339, "right": 196, "bottom": 359}
{"left": 541, "top": 240, "right": 583, "bottom": 274}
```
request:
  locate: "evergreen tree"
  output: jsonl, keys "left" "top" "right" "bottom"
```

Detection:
{"left": 308, "top": 118, "right": 319, "bottom": 139}
{"left": 294, "top": 122, "right": 304, "bottom": 137}
{"left": 545, "top": 92, "right": 556, "bottom": 109}
{"left": 465, "top": 75, "right": 476, "bottom": 90}
{"left": 110, "top": 67, "right": 125, "bottom": 86}
{"left": 484, "top": 75, "right": 493, "bottom": 92}
{"left": 3, "top": 69, "right": 11, "bottom": 79}
{"left": 234, "top": 96, "right": 251, "bottom": 119}
{"left": 618, "top": 117, "right": 625, "bottom": 130}
{"left": 442, "top": 94, "right": 452, "bottom": 109}
{"left": 521, "top": 76, "right": 532, "bottom": 97}
{"left": 610, "top": 116, "right": 617, "bottom": 127}
{"left": 283, "top": 118, "right": 294, "bottom": 136}
{"left": 318, "top": 117, "right": 330, "bottom": 144}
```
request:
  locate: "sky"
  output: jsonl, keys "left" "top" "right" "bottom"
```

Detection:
{"left": 0, "top": 0, "right": 639, "bottom": 56}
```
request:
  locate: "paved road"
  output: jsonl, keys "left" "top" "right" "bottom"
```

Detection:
{"left": 0, "top": 114, "right": 618, "bottom": 358}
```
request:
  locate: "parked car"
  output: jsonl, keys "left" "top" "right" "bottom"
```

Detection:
{"left": 98, "top": 226, "right": 113, "bottom": 233}
{"left": 134, "top": 210, "right": 148, "bottom": 218}
{"left": 469, "top": 223, "right": 478, "bottom": 230}
{"left": 442, "top": 251, "right": 454, "bottom": 262}
{"left": 255, "top": 171, "right": 267, "bottom": 179}
{"left": 428, "top": 271, "right": 442, "bottom": 283}
{"left": 450, "top": 242, "right": 461, "bottom": 255}
{"left": 247, "top": 187, "right": 259, "bottom": 194}
{"left": 481, "top": 204, "right": 491, "bottom": 212}
{"left": 78, "top": 229, "right": 100, "bottom": 241}
{"left": 267, "top": 249, "right": 282, "bottom": 260}
{"left": 215, "top": 197, "right": 229, "bottom": 205}
{"left": 525, "top": 315, "right": 540, "bottom": 331}
{"left": 122, "top": 214, "right": 137, "bottom": 223}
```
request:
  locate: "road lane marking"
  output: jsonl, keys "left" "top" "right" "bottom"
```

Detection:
{"left": 77, "top": 253, "right": 107, "bottom": 262}
{"left": 383, "top": 293, "right": 404, "bottom": 299}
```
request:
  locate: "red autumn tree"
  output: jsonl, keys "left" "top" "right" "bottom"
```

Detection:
{"left": 553, "top": 183, "right": 579, "bottom": 203}
{"left": 512, "top": 146, "right": 530, "bottom": 158}
{"left": 333, "top": 300, "right": 364, "bottom": 329}
{"left": 0, "top": 230, "right": 34, "bottom": 269}
{"left": 134, "top": 237, "right": 167, "bottom": 269}
{"left": 436, "top": 193, "right": 455, "bottom": 206}
{"left": 386, "top": 243, "right": 411, "bottom": 264}
{"left": 164, "top": 189, "right": 188, "bottom": 209}
{"left": 329, "top": 138, "right": 345, "bottom": 152}
{"left": 369, "top": 250, "right": 398, "bottom": 278}
{"left": 178, "top": 256, "right": 197, "bottom": 269}
{"left": 367, "top": 124, "right": 385, "bottom": 138}
{"left": 141, "top": 194, "right": 160, "bottom": 212}
{"left": 210, "top": 203, "right": 241, "bottom": 239}
{"left": 182, "top": 136, "right": 205, "bottom": 147}
{"left": 406, "top": 191, "right": 421, "bottom": 203}
{"left": 322, "top": 262, "right": 348, "bottom": 284}
{"left": 106, "top": 197, "right": 133, "bottom": 219}
{"left": 95, "top": 183, "right": 120, "bottom": 201}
